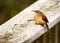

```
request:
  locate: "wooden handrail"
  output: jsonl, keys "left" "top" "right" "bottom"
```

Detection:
{"left": 0, "top": 0, "right": 60, "bottom": 43}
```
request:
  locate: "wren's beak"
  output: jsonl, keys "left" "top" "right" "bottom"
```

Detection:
{"left": 32, "top": 10, "right": 37, "bottom": 12}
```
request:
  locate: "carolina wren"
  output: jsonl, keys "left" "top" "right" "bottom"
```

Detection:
{"left": 33, "top": 10, "right": 49, "bottom": 31}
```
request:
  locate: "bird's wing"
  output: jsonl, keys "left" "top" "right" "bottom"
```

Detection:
{"left": 38, "top": 11, "right": 49, "bottom": 23}
{"left": 41, "top": 14, "right": 49, "bottom": 23}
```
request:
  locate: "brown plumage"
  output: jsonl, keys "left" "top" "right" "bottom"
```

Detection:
{"left": 33, "top": 10, "right": 49, "bottom": 31}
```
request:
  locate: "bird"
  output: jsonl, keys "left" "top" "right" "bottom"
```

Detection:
{"left": 32, "top": 10, "right": 49, "bottom": 31}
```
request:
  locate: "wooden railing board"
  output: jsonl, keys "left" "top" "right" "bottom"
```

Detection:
{"left": 0, "top": 0, "right": 60, "bottom": 43}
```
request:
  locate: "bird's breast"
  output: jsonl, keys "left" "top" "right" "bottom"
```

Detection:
{"left": 34, "top": 14, "right": 46, "bottom": 25}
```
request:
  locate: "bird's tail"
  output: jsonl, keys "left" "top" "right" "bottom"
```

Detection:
{"left": 46, "top": 23, "right": 50, "bottom": 43}
{"left": 46, "top": 23, "right": 49, "bottom": 31}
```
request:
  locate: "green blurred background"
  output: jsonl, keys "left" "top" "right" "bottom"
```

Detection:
{"left": 0, "top": 0, "right": 36, "bottom": 25}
